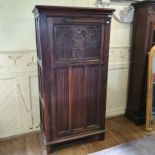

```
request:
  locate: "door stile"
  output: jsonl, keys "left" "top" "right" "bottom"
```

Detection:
{"left": 68, "top": 66, "right": 73, "bottom": 131}
{"left": 84, "top": 65, "right": 88, "bottom": 128}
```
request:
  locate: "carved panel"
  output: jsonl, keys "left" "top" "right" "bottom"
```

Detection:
{"left": 54, "top": 25, "right": 101, "bottom": 60}
{"left": 148, "top": 7, "right": 155, "bottom": 16}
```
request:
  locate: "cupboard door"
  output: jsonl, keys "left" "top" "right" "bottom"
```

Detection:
{"left": 47, "top": 17, "right": 105, "bottom": 139}
{"left": 52, "top": 65, "right": 105, "bottom": 138}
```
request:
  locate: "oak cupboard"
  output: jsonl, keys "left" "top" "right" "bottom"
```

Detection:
{"left": 33, "top": 5, "right": 114, "bottom": 152}
{"left": 126, "top": 1, "right": 155, "bottom": 124}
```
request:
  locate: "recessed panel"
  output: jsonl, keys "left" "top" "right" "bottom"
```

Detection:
{"left": 55, "top": 68, "right": 69, "bottom": 134}
{"left": 54, "top": 25, "right": 101, "bottom": 60}
{"left": 86, "top": 65, "right": 99, "bottom": 126}
{"left": 71, "top": 67, "right": 85, "bottom": 130}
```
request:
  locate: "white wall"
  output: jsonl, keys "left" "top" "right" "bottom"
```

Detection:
{"left": 0, "top": 0, "right": 132, "bottom": 138}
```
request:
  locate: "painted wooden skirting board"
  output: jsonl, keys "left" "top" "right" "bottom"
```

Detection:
{"left": 0, "top": 46, "right": 130, "bottom": 138}
{"left": 106, "top": 107, "right": 126, "bottom": 118}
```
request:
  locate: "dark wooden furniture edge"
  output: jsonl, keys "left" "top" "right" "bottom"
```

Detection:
{"left": 125, "top": 111, "right": 145, "bottom": 125}
{"left": 32, "top": 5, "right": 115, "bottom": 17}
{"left": 125, "top": 0, "right": 150, "bottom": 125}
{"left": 132, "top": 0, "right": 155, "bottom": 7}
{"left": 47, "top": 130, "right": 105, "bottom": 145}
{"left": 40, "top": 122, "right": 105, "bottom": 145}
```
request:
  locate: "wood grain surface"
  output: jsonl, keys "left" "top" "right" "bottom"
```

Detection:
{"left": 0, "top": 116, "right": 154, "bottom": 155}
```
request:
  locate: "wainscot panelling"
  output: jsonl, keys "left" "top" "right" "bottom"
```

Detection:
{"left": 106, "top": 46, "right": 130, "bottom": 118}
{"left": 0, "top": 51, "right": 39, "bottom": 138}
{"left": 106, "top": 68, "right": 129, "bottom": 117}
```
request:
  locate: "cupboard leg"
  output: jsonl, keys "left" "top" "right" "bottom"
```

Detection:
{"left": 46, "top": 145, "right": 54, "bottom": 154}
{"left": 98, "top": 133, "right": 105, "bottom": 141}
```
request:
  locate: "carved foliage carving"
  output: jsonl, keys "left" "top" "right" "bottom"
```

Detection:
{"left": 54, "top": 25, "right": 101, "bottom": 60}
{"left": 148, "top": 7, "right": 155, "bottom": 16}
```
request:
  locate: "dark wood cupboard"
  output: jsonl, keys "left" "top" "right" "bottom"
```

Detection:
{"left": 126, "top": 1, "right": 155, "bottom": 124}
{"left": 33, "top": 6, "right": 114, "bottom": 152}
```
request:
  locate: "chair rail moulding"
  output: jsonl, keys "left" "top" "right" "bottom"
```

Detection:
{"left": 0, "top": 47, "right": 130, "bottom": 73}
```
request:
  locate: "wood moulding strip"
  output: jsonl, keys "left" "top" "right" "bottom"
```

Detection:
{"left": 45, "top": 130, "right": 105, "bottom": 145}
